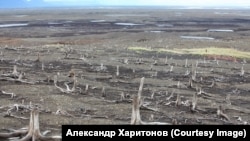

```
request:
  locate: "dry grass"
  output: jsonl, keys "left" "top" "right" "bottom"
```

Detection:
{"left": 128, "top": 47, "right": 250, "bottom": 59}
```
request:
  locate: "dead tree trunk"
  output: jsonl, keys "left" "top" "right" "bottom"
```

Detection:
{"left": 131, "top": 77, "right": 144, "bottom": 125}
{"left": 131, "top": 77, "right": 170, "bottom": 125}
{"left": 131, "top": 95, "right": 142, "bottom": 125}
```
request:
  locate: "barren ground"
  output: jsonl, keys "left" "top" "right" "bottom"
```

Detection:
{"left": 0, "top": 8, "right": 250, "bottom": 138}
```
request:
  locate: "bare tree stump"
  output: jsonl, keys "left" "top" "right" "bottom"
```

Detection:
{"left": 0, "top": 110, "right": 61, "bottom": 141}
{"left": 217, "top": 105, "right": 230, "bottom": 121}
{"left": 190, "top": 92, "right": 198, "bottom": 112}
{"left": 131, "top": 95, "right": 142, "bottom": 125}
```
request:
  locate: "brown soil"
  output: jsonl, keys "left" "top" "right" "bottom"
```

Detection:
{"left": 0, "top": 8, "right": 250, "bottom": 137}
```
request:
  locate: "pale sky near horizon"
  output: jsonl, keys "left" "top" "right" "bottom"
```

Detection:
{"left": 1, "top": 0, "right": 250, "bottom": 8}
{"left": 42, "top": 0, "right": 250, "bottom": 6}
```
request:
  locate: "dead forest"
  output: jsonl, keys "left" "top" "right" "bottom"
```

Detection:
{"left": 0, "top": 8, "right": 250, "bottom": 140}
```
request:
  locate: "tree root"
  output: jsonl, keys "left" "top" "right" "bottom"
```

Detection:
{"left": 4, "top": 113, "right": 29, "bottom": 120}
{"left": 54, "top": 75, "right": 77, "bottom": 94}
{"left": 54, "top": 109, "right": 75, "bottom": 117}
{"left": 0, "top": 65, "right": 35, "bottom": 84}
{"left": 0, "top": 76, "right": 35, "bottom": 84}
{"left": 0, "top": 128, "right": 27, "bottom": 139}
{"left": 1, "top": 90, "right": 16, "bottom": 98}
{"left": 0, "top": 110, "right": 61, "bottom": 141}
{"left": 0, "top": 103, "right": 33, "bottom": 115}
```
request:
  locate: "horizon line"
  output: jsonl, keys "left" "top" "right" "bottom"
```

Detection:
{"left": 1, "top": 5, "right": 250, "bottom": 10}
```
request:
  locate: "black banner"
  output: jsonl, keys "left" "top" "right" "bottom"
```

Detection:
{"left": 62, "top": 125, "right": 249, "bottom": 141}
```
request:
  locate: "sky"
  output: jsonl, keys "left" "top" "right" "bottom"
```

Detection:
{"left": 0, "top": 0, "right": 250, "bottom": 8}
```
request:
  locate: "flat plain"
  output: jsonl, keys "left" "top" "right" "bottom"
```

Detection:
{"left": 0, "top": 7, "right": 250, "bottom": 138}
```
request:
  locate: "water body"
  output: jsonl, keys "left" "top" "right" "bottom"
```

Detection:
{"left": 180, "top": 36, "right": 215, "bottom": 40}
{"left": 105, "top": 14, "right": 149, "bottom": 17}
{"left": 214, "top": 12, "right": 229, "bottom": 15}
{"left": 90, "top": 20, "right": 106, "bottom": 23}
{"left": 0, "top": 23, "right": 29, "bottom": 28}
{"left": 48, "top": 22, "right": 62, "bottom": 25}
{"left": 148, "top": 31, "right": 164, "bottom": 33}
{"left": 207, "top": 29, "right": 234, "bottom": 32}
{"left": 156, "top": 24, "right": 174, "bottom": 27}
{"left": 64, "top": 21, "right": 73, "bottom": 23}
{"left": 13, "top": 15, "right": 28, "bottom": 18}
{"left": 114, "top": 23, "right": 144, "bottom": 26}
